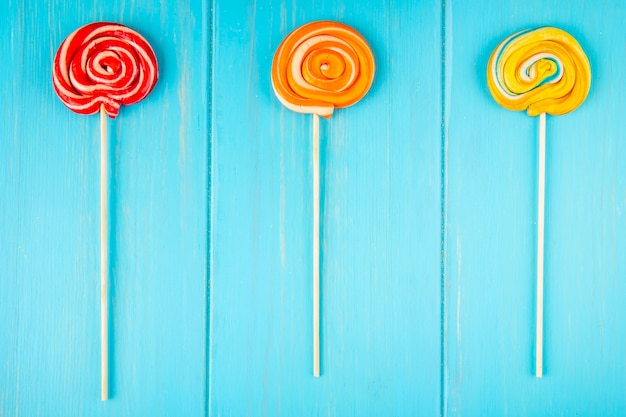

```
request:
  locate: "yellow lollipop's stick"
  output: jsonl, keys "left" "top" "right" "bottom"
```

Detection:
{"left": 536, "top": 111, "right": 546, "bottom": 378}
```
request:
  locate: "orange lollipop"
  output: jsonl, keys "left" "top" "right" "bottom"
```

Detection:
{"left": 271, "top": 21, "right": 375, "bottom": 377}
{"left": 272, "top": 20, "right": 375, "bottom": 118}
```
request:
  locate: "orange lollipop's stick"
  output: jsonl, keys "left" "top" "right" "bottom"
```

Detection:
{"left": 272, "top": 21, "right": 375, "bottom": 377}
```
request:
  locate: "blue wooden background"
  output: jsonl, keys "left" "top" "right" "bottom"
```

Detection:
{"left": 2, "top": 0, "right": 626, "bottom": 416}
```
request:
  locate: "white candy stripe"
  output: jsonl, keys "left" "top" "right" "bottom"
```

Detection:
{"left": 288, "top": 35, "right": 358, "bottom": 94}
{"left": 489, "top": 30, "right": 566, "bottom": 101}
{"left": 519, "top": 52, "right": 563, "bottom": 83}
{"left": 490, "top": 32, "right": 522, "bottom": 100}
{"left": 54, "top": 75, "right": 119, "bottom": 112}
{"left": 84, "top": 44, "right": 134, "bottom": 84}
{"left": 88, "top": 51, "right": 129, "bottom": 85}
{"left": 68, "top": 38, "right": 154, "bottom": 100}
{"left": 111, "top": 43, "right": 156, "bottom": 102}
{"left": 272, "top": 88, "right": 334, "bottom": 117}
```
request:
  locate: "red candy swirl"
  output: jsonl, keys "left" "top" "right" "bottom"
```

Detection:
{"left": 53, "top": 22, "right": 158, "bottom": 118}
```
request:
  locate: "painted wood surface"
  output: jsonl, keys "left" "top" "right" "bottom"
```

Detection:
{"left": 0, "top": 1, "right": 209, "bottom": 416}
{"left": 210, "top": 0, "right": 442, "bottom": 415}
{"left": 445, "top": 0, "right": 626, "bottom": 415}
{"left": 3, "top": 0, "right": 626, "bottom": 416}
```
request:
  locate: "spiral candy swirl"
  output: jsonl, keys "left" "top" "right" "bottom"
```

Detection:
{"left": 53, "top": 22, "right": 158, "bottom": 118}
{"left": 487, "top": 27, "right": 590, "bottom": 116}
{"left": 271, "top": 21, "right": 375, "bottom": 118}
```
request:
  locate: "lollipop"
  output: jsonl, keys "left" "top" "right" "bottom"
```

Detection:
{"left": 487, "top": 27, "right": 590, "bottom": 378}
{"left": 271, "top": 21, "right": 375, "bottom": 377}
{"left": 53, "top": 22, "right": 158, "bottom": 400}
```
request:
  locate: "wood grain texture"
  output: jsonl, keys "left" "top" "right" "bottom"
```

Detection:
{"left": 0, "top": 1, "right": 209, "bottom": 415}
{"left": 445, "top": 0, "right": 626, "bottom": 415}
{"left": 210, "top": 0, "right": 442, "bottom": 415}
{"left": 4, "top": 0, "right": 626, "bottom": 415}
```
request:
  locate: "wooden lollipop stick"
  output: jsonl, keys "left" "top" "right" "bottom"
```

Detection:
{"left": 313, "top": 114, "right": 320, "bottom": 377}
{"left": 100, "top": 104, "right": 109, "bottom": 400}
{"left": 536, "top": 112, "right": 546, "bottom": 378}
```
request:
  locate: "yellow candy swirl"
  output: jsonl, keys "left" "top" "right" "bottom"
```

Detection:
{"left": 487, "top": 27, "right": 591, "bottom": 116}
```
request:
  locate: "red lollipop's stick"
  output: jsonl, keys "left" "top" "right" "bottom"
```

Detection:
{"left": 100, "top": 104, "right": 109, "bottom": 399}
{"left": 53, "top": 22, "right": 158, "bottom": 400}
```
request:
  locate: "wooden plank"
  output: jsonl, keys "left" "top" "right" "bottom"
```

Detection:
{"left": 445, "top": 0, "right": 626, "bottom": 415}
{"left": 210, "top": 1, "right": 442, "bottom": 415}
{"left": 0, "top": 1, "right": 209, "bottom": 415}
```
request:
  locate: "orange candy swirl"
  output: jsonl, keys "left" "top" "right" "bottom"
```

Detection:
{"left": 53, "top": 22, "right": 158, "bottom": 118}
{"left": 271, "top": 21, "right": 375, "bottom": 118}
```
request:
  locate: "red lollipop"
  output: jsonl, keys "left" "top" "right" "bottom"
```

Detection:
{"left": 52, "top": 22, "right": 158, "bottom": 401}
{"left": 53, "top": 22, "right": 158, "bottom": 117}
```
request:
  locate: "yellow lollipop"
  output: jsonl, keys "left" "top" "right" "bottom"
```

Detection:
{"left": 487, "top": 27, "right": 590, "bottom": 116}
{"left": 487, "top": 27, "right": 591, "bottom": 379}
